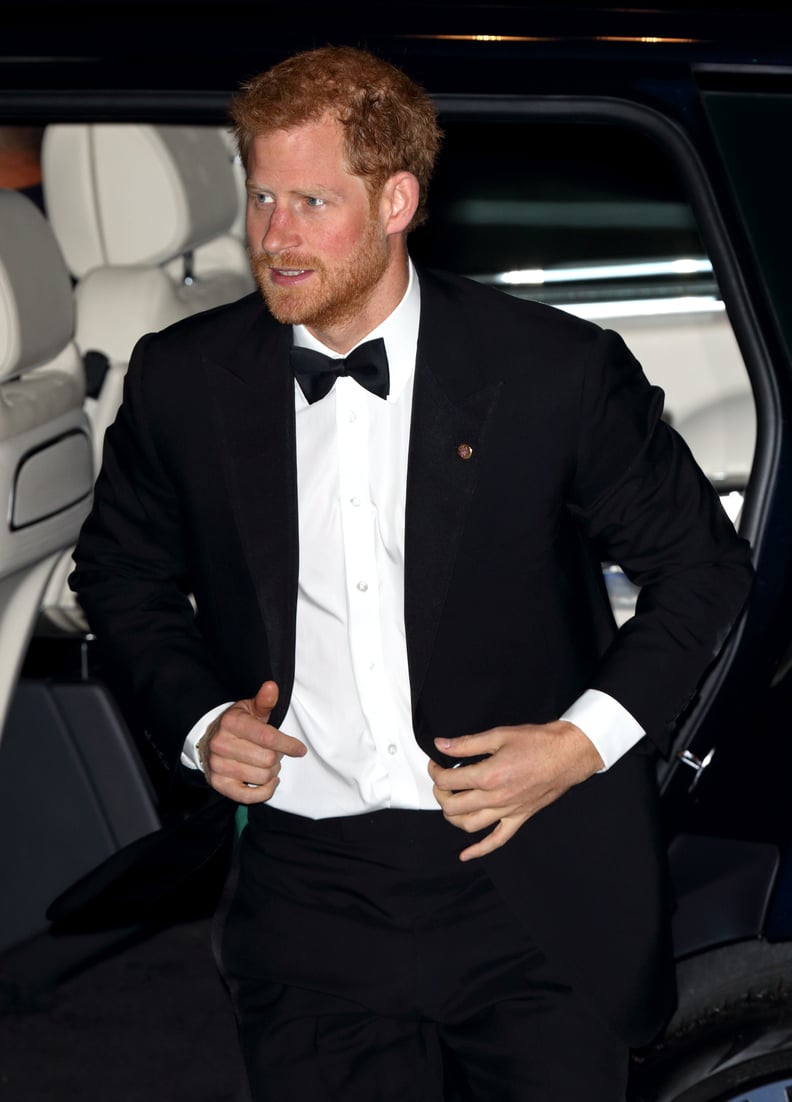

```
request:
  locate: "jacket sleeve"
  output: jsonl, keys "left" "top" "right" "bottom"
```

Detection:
{"left": 568, "top": 327, "right": 754, "bottom": 748}
{"left": 70, "top": 334, "right": 232, "bottom": 778}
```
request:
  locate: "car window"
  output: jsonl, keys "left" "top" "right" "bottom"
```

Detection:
{"left": 410, "top": 116, "right": 756, "bottom": 621}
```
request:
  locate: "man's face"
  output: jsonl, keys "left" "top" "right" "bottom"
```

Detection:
{"left": 246, "top": 117, "right": 391, "bottom": 345}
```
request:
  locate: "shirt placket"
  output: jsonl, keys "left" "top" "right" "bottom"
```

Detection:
{"left": 334, "top": 378, "right": 419, "bottom": 801}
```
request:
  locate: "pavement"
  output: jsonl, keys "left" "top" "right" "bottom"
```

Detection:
{"left": 0, "top": 919, "right": 247, "bottom": 1102}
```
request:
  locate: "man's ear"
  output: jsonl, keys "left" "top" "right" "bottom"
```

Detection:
{"left": 381, "top": 171, "right": 420, "bottom": 235}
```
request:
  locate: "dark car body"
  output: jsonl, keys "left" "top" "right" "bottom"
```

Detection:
{"left": 2, "top": 4, "right": 792, "bottom": 1098}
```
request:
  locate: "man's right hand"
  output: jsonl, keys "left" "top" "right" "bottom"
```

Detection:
{"left": 197, "top": 681, "right": 307, "bottom": 804}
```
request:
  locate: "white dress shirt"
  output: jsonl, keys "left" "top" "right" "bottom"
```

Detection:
{"left": 183, "top": 262, "right": 644, "bottom": 816}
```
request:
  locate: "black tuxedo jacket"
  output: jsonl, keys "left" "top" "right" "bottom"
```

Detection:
{"left": 72, "top": 267, "right": 752, "bottom": 1045}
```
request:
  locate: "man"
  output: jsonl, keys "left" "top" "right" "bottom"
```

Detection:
{"left": 0, "top": 126, "right": 46, "bottom": 212}
{"left": 71, "top": 46, "right": 753, "bottom": 1101}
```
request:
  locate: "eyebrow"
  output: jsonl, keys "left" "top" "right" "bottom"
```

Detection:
{"left": 245, "top": 180, "right": 345, "bottom": 200}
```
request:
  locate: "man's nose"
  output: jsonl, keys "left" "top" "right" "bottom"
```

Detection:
{"left": 259, "top": 204, "right": 300, "bottom": 255}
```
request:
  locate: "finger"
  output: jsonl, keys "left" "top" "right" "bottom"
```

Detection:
{"left": 264, "top": 726, "right": 308, "bottom": 759}
{"left": 235, "top": 780, "right": 279, "bottom": 805}
{"left": 233, "top": 768, "right": 279, "bottom": 801}
{"left": 211, "top": 772, "right": 280, "bottom": 805}
{"left": 458, "top": 818, "right": 520, "bottom": 862}
{"left": 428, "top": 759, "right": 486, "bottom": 793}
{"left": 227, "top": 729, "right": 307, "bottom": 769}
{"left": 433, "top": 787, "right": 495, "bottom": 820}
{"left": 218, "top": 708, "right": 307, "bottom": 759}
{"left": 442, "top": 805, "right": 503, "bottom": 835}
{"left": 434, "top": 732, "right": 498, "bottom": 760}
{"left": 209, "top": 739, "right": 279, "bottom": 775}
{"left": 250, "top": 680, "right": 279, "bottom": 722}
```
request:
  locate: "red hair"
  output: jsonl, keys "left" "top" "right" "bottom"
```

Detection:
{"left": 230, "top": 46, "right": 441, "bottom": 230}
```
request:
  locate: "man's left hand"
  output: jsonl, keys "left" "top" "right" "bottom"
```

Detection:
{"left": 428, "top": 721, "right": 604, "bottom": 861}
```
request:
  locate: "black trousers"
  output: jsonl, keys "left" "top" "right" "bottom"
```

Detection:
{"left": 218, "top": 806, "right": 628, "bottom": 1102}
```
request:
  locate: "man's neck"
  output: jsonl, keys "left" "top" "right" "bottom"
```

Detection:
{"left": 306, "top": 250, "right": 410, "bottom": 354}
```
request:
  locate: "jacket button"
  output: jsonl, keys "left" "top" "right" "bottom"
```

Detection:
{"left": 456, "top": 443, "right": 473, "bottom": 460}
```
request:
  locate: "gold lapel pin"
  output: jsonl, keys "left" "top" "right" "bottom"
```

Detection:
{"left": 456, "top": 443, "right": 473, "bottom": 460}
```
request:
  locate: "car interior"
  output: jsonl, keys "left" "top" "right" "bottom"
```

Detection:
{"left": 0, "top": 109, "right": 758, "bottom": 978}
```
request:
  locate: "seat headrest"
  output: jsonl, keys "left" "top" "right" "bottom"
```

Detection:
{"left": 0, "top": 188, "right": 75, "bottom": 381}
{"left": 42, "top": 125, "right": 240, "bottom": 276}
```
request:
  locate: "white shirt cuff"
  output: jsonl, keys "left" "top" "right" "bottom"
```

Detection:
{"left": 180, "top": 702, "right": 233, "bottom": 771}
{"left": 560, "top": 688, "right": 645, "bottom": 771}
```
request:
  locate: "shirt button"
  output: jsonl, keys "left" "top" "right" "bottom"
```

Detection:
{"left": 349, "top": 411, "right": 357, "bottom": 423}
{"left": 387, "top": 743, "right": 398, "bottom": 755}
{"left": 350, "top": 496, "right": 360, "bottom": 507}
{"left": 357, "top": 581, "right": 368, "bottom": 592}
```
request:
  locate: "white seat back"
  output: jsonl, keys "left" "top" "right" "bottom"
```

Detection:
{"left": 217, "top": 125, "right": 248, "bottom": 241}
{"left": 39, "top": 124, "right": 255, "bottom": 608}
{"left": 0, "top": 189, "right": 93, "bottom": 742}
{"left": 42, "top": 123, "right": 254, "bottom": 369}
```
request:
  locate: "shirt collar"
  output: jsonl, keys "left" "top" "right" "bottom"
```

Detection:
{"left": 291, "top": 260, "right": 420, "bottom": 402}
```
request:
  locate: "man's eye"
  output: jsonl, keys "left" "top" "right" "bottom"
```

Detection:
{"left": 304, "top": 196, "right": 325, "bottom": 208}
{"left": 250, "top": 192, "right": 273, "bottom": 205}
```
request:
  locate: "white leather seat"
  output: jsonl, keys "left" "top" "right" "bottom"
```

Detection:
{"left": 160, "top": 127, "right": 249, "bottom": 281}
{"left": 41, "top": 123, "right": 254, "bottom": 463}
{"left": 217, "top": 125, "right": 248, "bottom": 241}
{"left": 39, "top": 124, "right": 255, "bottom": 609}
{"left": 0, "top": 188, "right": 93, "bottom": 743}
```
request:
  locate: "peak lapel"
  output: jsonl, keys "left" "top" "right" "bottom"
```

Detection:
{"left": 203, "top": 310, "right": 298, "bottom": 721}
{"left": 405, "top": 273, "right": 502, "bottom": 706}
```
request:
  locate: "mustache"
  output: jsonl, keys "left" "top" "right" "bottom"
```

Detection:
{"left": 249, "top": 249, "right": 322, "bottom": 272}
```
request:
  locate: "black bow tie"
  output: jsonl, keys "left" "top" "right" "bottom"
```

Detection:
{"left": 291, "top": 338, "right": 389, "bottom": 404}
